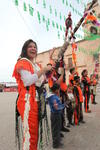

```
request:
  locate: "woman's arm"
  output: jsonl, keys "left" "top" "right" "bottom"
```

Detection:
{"left": 19, "top": 65, "right": 52, "bottom": 86}
{"left": 19, "top": 70, "right": 38, "bottom": 86}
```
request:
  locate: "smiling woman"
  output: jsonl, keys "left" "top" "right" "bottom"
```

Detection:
{"left": 20, "top": 39, "right": 38, "bottom": 62}
{"left": 12, "top": 39, "right": 52, "bottom": 150}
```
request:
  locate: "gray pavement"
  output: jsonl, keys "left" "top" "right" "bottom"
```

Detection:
{"left": 0, "top": 85, "right": 100, "bottom": 150}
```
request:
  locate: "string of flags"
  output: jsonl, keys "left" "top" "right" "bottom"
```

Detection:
{"left": 13, "top": 0, "right": 100, "bottom": 42}
{"left": 79, "top": 45, "right": 100, "bottom": 55}
{"left": 13, "top": 0, "right": 85, "bottom": 39}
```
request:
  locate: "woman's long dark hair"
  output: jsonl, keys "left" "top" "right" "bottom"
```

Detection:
{"left": 20, "top": 39, "right": 37, "bottom": 59}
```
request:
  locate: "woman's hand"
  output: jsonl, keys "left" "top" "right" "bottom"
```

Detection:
{"left": 37, "top": 65, "right": 52, "bottom": 78}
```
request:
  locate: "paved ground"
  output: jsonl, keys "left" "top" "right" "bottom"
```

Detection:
{"left": 0, "top": 83, "right": 100, "bottom": 150}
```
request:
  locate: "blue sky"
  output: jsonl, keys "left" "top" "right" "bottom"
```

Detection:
{"left": 0, "top": 0, "right": 91, "bottom": 82}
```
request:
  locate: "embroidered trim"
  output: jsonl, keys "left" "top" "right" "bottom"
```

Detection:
{"left": 23, "top": 93, "right": 30, "bottom": 150}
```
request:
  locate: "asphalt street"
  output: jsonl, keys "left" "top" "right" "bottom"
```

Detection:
{"left": 0, "top": 84, "right": 100, "bottom": 150}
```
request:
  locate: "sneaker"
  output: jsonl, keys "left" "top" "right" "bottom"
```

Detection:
{"left": 92, "top": 102, "right": 97, "bottom": 104}
{"left": 67, "top": 123, "right": 70, "bottom": 128}
{"left": 87, "top": 109, "right": 91, "bottom": 113}
{"left": 61, "top": 127, "right": 70, "bottom": 132}
{"left": 53, "top": 142, "right": 64, "bottom": 148}
{"left": 70, "top": 122, "right": 75, "bottom": 126}
{"left": 85, "top": 109, "right": 91, "bottom": 113}
{"left": 80, "top": 120, "right": 85, "bottom": 124}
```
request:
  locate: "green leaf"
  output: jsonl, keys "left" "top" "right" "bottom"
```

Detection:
{"left": 56, "top": 23, "right": 59, "bottom": 29}
{"left": 59, "top": 12, "right": 62, "bottom": 20}
{"left": 42, "top": 15, "right": 45, "bottom": 23}
{"left": 46, "top": 22, "right": 49, "bottom": 31}
{"left": 47, "top": 18, "right": 50, "bottom": 25}
{"left": 15, "top": 0, "right": 18, "bottom": 6}
{"left": 43, "top": 0, "right": 46, "bottom": 8}
{"left": 58, "top": 31, "right": 60, "bottom": 39}
{"left": 77, "top": 0, "right": 79, "bottom": 4}
{"left": 60, "top": 25, "right": 62, "bottom": 31}
{"left": 70, "top": 3, "right": 72, "bottom": 8}
{"left": 66, "top": 0, "right": 68, "bottom": 6}
{"left": 72, "top": 6, "right": 74, "bottom": 12}
{"left": 23, "top": 2, "right": 27, "bottom": 11}
{"left": 62, "top": 0, "right": 64, "bottom": 4}
{"left": 29, "top": 4, "right": 34, "bottom": 16}
{"left": 63, "top": 27, "right": 65, "bottom": 32}
{"left": 55, "top": 9, "right": 57, "bottom": 17}
{"left": 36, "top": 0, "right": 38, "bottom": 4}
{"left": 52, "top": 20, "right": 55, "bottom": 27}
{"left": 37, "top": 11, "right": 41, "bottom": 23}
{"left": 63, "top": 35, "right": 65, "bottom": 40}
{"left": 64, "top": 15, "right": 66, "bottom": 21}
{"left": 49, "top": 5, "right": 52, "bottom": 14}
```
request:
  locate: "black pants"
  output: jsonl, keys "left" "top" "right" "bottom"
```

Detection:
{"left": 60, "top": 91, "right": 67, "bottom": 128}
{"left": 51, "top": 112, "right": 62, "bottom": 147}
{"left": 67, "top": 103, "right": 73, "bottom": 124}
{"left": 75, "top": 104, "right": 80, "bottom": 124}
{"left": 84, "top": 92, "right": 90, "bottom": 111}
{"left": 79, "top": 102, "right": 83, "bottom": 122}
{"left": 61, "top": 108, "right": 66, "bottom": 128}
{"left": 93, "top": 95, "right": 96, "bottom": 103}
{"left": 91, "top": 89, "right": 96, "bottom": 103}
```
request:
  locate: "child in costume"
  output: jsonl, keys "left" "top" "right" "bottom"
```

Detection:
{"left": 90, "top": 74, "right": 97, "bottom": 104}
{"left": 47, "top": 83, "right": 65, "bottom": 148}
{"left": 81, "top": 69, "right": 91, "bottom": 113}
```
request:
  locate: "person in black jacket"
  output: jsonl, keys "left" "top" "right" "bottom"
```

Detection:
{"left": 73, "top": 76, "right": 85, "bottom": 125}
{"left": 81, "top": 69, "right": 91, "bottom": 113}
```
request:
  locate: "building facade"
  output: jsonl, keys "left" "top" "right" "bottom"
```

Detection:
{"left": 36, "top": 1, "right": 100, "bottom": 83}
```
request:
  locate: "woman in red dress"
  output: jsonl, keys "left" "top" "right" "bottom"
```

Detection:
{"left": 13, "top": 39, "right": 52, "bottom": 150}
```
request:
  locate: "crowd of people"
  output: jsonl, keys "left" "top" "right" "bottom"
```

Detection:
{"left": 13, "top": 39, "right": 98, "bottom": 150}
{"left": 46, "top": 64, "right": 98, "bottom": 149}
